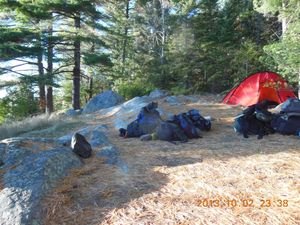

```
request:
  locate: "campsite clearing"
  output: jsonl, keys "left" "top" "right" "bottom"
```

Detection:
{"left": 42, "top": 95, "right": 300, "bottom": 225}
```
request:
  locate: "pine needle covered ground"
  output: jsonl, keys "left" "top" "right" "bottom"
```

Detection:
{"left": 41, "top": 96, "right": 300, "bottom": 225}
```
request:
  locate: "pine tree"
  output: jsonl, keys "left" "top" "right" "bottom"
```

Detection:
{"left": 48, "top": 0, "right": 109, "bottom": 109}
{"left": 0, "top": 0, "right": 54, "bottom": 113}
{"left": 255, "top": 0, "right": 300, "bottom": 96}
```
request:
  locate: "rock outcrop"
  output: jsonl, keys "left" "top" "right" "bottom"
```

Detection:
{"left": 149, "top": 89, "right": 169, "bottom": 99}
{"left": 0, "top": 138, "right": 82, "bottom": 225}
{"left": 0, "top": 124, "right": 127, "bottom": 225}
{"left": 97, "top": 96, "right": 166, "bottom": 130}
{"left": 82, "top": 90, "right": 124, "bottom": 114}
{"left": 0, "top": 91, "right": 188, "bottom": 225}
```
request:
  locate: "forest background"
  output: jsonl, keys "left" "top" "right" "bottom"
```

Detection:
{"left": 0, "top": 0, "right": 299, "bottom": 123}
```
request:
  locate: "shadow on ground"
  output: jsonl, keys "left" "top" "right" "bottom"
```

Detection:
{"left": 41, "top": 98, "right": 300, "bottom": 225}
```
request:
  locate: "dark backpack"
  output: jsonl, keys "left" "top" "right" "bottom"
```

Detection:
{"left": 280, "top": 98, "right": 300, "bottom": 117}
{"left": 173, "top": 113, "right": 200, "bottom": 138}
{"left": 271, "top": 115, "right": 300, "bottom": 135}
{"left": 244, "top": 101, "right": 275, "bottom": 122}
{"left": 233, "top": 114, "right": 273, "bottom": 139}
{"left": 71, "top": 133, "right": 92, "bottom": 158}
{"left": 186, "top": 109, "right": 211, "bottom": 131}
{"left": 155, "top": 121, "right": 188, "bottom": 142}
{"left": 125, "top": 102, "right": 161, "bottom": 137}
{"left": 126, "top": 120, "right": 143, "bottom": 137}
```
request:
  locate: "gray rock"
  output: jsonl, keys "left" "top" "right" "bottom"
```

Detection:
{"left": 0, "top": 140, "right": 82, "bottom": 225}
{"left": 57, "top": 127, "right": 91, "bottom": 146}
{"left": 118, "top": 96, "right": 152, "bottom": 113}
{"left": 165, "top": 95, "right": 181, "bottom": 105}
{"left": 63, "top": 126, "right": 128, "bottom": 172}
{"left": 89, "top": 125, "right": 109, "bottom": 148}
{"left": 157, "top": 107, "right": 166, "bottom": 118}
{"left": 149, "top": 89, "right": 169, "bottom": 99}
{"left": 57, "top": 134, "right": 73, "bottom": 146}
{"left": 184, "top": 96, "right": 199, "bottom": 103}
{"left": 65, "top": 108, "right": 82, "bottom": 116}
{"left": 57, "top": 125, "right": 109, "bottom": 148}
{"left": 96, "top": 145, "right": 119, "bottom": 163}
{"left": 96, "top": 96, "right": 167, "bottom": 130}
{"left": 96, "top": 146, "right": 128, "bottom": 173}
{"left": 114, "top": 118, "right": 130, "bottom": 130}
{"left": 82, "top": 90, "right": 124, "bottom": 114}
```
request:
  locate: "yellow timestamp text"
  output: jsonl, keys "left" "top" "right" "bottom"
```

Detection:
{"left": 195, "top": 198, "right": 289, "bottom": 208}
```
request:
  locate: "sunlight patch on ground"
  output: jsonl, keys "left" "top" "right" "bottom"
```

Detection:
{"left": 40, "top": 95, "right": 300, "bottom": 225}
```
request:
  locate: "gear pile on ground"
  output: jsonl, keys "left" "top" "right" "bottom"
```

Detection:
{"left": 119, "top": 102, "right": 212, "bottom": 142}
{"left": 233, "top": 98, "right": 300, "bottom": 139}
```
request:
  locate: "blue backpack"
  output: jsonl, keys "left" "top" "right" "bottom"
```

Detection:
{"left": 280, "top": 98, "right": 300, "bottom": 117}
{"left": 173, "top": 113, "right": 200, "bottom": 138}
{"left": 270, "top": 98, "right": 300, "bottom": 135}
{"left": 125, "top": 102, "right": 161, "bottom": 137}
{"left": 187, "top": 109, "right": 211, "bottom": 131}
{"left": 271, "top": 115, "right": 300, "bottom": 135}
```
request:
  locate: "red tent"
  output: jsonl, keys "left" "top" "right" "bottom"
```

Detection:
{"left": 222, "top": 71, "right": 297, "bottom": 107}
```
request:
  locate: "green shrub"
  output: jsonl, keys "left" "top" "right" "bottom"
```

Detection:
{"left": 170, "top": 86, "right": 191, "bottom": 95}
{"left": 115, "top": 79, "right": 152, "bottom": 99}
{"left": 0, "top": 84, "right": 39, "bottom": 123}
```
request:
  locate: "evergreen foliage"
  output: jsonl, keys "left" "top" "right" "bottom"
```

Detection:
{"left": 0, "top": 0, "right": 299, "bottom": 122}
{"left": 0, "top": 84, "right": 39, "bottom": 123}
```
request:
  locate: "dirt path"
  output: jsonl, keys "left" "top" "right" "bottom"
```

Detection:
{"left": 42, "top": 97, "right": 300, "bottom": 225}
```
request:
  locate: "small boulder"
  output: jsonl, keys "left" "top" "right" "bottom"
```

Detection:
{"left": 149, "top": 89, "right": 169, "bottom": 99}
{"left": 82, "top": 90, "right": 124, "bottom": 114}
{"left": 184, "top": 96, "right": 199, "bottom": 103}
{"left": 165, "top": 96, "right": 181, "bottom": 105}
{"left": 65, "top": 108, "right": 82, "bottom": 116}
{"left": 71, "top": 133, "right": 92, "bottom": 158}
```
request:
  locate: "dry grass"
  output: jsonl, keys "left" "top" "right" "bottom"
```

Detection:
{"left": 0, "top": 114, "right": 60, "bottom": 140}
{"left": 41, "top": 96, "right": 300, "bottom": 225}
{"left": 0, "top": 113, "right": 84, "bottom": 140}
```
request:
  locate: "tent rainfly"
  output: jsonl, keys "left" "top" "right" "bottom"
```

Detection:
{"left": 222, "top": 71, "right": 297, "bottom": 107}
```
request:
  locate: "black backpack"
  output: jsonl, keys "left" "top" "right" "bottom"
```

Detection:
{"left": 155, "top": 121, "right": 188, "bottom": 142}
{"left": 234, "top": 114, "right": 262, "bottom": 138}
{"left": 234, "top": 114, "right": 274, "bottom": 139}
{"left": 280, "top": 98, "right": 300, "bottom": 117}
{"left": 173, "top": 113, "right": 200, "bottom": 138}
{"left": 123, "top": 102, "right": 161, "bottom": 138}
{"left": 271, "top": 115, "right": 300, "bottom": 135}
{"left": 270, "top": 98, "right": 300, "bottom": 135}
{"left": 186, "top": 109, "right": 211, "bottom": 131}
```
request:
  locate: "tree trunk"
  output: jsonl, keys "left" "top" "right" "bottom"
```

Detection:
{"left": 121, "top": 0, "right": 130, "bottom": 76}
{"left": 255, "top": 14, "right": 262, "bottom": 45}
{"left": 46, "top": 19, "right": 54, "bottom": 114}
{"left": 72, "top": 14, "right": 81, "bottom": 110}
{"left": 159, "top": 0, "right": 166, "bottom": 88}
{"left": 88, "top": 76, "right": 93, "bottom": 100}
{"left": 160, "top": 0, "right": 165, "bottom": 59}
{"left": 37, "top": 37, "right": 46, "bottom": 113}
{"left": 298, "top": 68, "right": 300, "bottom": 98}
{"left": 281, "top": 0, "right": 288, "bottom": 36}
